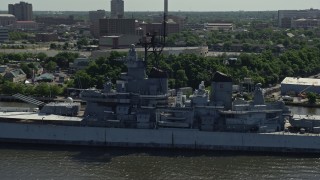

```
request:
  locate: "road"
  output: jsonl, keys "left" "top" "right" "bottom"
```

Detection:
{"left": 0, "top": 48, "right": 91, "bottom": 57}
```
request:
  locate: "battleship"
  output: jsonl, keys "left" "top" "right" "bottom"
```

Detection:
{"left": 0, "top": 1, "right": 320, "bottom": 153}
{"left": 0, "top": 43, "right": 319, "bottom": 153}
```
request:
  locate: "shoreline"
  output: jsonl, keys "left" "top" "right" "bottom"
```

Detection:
{"left": 285, "top": 102, "right": 320, "bottom": 108}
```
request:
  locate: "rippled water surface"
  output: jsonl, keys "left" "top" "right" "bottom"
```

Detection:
{"left": 0, "top": 144, "right": 320, "bottom": 180}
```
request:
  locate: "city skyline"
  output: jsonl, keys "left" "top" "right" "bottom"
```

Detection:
{"left": 0, "top": 0, "right": 320, "bottom": 11}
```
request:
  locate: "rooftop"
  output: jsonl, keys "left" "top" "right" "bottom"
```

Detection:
{"left": 281, "top": 77, "right": 320, "bottom": 86}
{"left": 96, "top": 46, "right": 204, "bottom": 52}
{"left": 206, "top": 23, "right": 233, "bottom": 26}
{"left": 16, "top": 21, "right": 36, "bottom": 23}
{"left": 0, "top": 14, "right": 15, "bottom": 18}
{"left": 35, "top": 73, "right": 54, "bottom": 81}
{"left": 10, "top": 69, "right": 25, "bottom": 77}
{"left": 212, "top": 71, "right": 232, "bottom": 82}
{"left": 292, "top": 114, "right": 320, "bottom": 121}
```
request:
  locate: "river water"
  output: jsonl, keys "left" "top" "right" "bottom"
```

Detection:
{"left": 0, "top": 102, "right": 320, "bottom": 179}
{"left": 289, "top": 106, "right": 320, "bottom": 115}
{"left": 1, "top": 144, "right": 320, "bottom": 180}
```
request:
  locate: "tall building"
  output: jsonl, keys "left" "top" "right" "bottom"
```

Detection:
{"left": 8, "top": 1, "right": 33, "bottom": 21}
{"left": 99, "top": 18, "right": 135, "bottom": 36}
{"left": 278, "top": 9, "right": 320, "bottom": 28}
{"left": 89, "top": 10, "right": 106, "bottom": 38}
{"left": 89, "top": 10, "right": 106, "bottom": 23}
{"left": 111, "top": 0, "right": 124, "bottom": 19}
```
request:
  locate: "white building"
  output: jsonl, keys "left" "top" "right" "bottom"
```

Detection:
{"left": 205, "top": 23, "right": 233, "bottom": 31}
{"left": 281, "top": 77, "right": 320, "bottom": 95}
{"left": 0, "top": 14, "right": 16, "bottom": 26}
{"left": 291, "top": 18, "right": 320, "bottom": 29}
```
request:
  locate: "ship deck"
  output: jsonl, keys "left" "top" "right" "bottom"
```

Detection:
{"left": 265, "top": 131, "right": 320, "bottom": 137}
{"left": 0, "top": 112, "right": 82, "bottom": 122}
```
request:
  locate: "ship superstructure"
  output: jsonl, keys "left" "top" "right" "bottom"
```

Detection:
{"left": 79, "top": 44, "right": 289, "bottom": 133}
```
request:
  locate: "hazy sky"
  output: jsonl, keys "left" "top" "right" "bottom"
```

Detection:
{"left": 1, "top": 0, "right": 320, "bottom": 11}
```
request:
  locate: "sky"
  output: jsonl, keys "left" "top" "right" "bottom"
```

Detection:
{"left": 0, "top": 0, "right": 320, "bottom": 11}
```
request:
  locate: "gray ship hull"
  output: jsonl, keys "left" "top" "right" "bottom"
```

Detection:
{"left": 0, "top": 122, "right": 320, "bottom": 153}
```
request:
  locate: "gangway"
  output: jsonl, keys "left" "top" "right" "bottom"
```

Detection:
{"left": 298, "top": 83, "right": 315, "bottom": 98}
{"left": 13, "top": 93, "right": 46, "bottom": 107}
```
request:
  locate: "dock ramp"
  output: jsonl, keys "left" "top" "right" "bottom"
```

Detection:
{"left": 13, "top": 93, "right": 46, "bottom": 107}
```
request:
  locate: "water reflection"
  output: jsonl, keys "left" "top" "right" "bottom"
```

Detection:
{"left": 0, "top": 144, "right": 320, "bottom": 180}
{"left": 289, "top": 106, "right": 320, "bottom": 115}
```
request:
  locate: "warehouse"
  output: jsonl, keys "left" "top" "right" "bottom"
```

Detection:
{"left": 281, "top": 77, "right": 320, "bottom": 95}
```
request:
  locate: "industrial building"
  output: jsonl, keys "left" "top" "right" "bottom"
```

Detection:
{"left": 291, "top": 18, "right": 320, "bottom": 29}
{"left": 205, "top": 23, "right": 234, "bottom": 31}
{"left": 278, "top": 9, "right": 320, "bottom": 28}
{"left": 281, "top": 77, "right": 320, "bottom": 95}
{"left": 8, "top": 1, "right": 33, "bottom": 21}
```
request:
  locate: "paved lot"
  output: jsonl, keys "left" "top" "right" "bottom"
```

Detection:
{"left": 0, "top": 49, "right": 91, "bottom": 57}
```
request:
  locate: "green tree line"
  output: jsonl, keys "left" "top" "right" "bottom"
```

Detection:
{"left": 0, "top": 81, "right": 63, "bottom": 97}
{"left": 69, "top": 45, "right": 320, "bottom": 90}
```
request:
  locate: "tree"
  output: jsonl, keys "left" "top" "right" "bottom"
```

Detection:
{"left": 50, "top": 43, "right": 57, "bottom": 49}
{"left": 74, "top": 70, "right": 95, "bottom": 89}
{"left": 20, "top": 63, "right": 32, "bottom": 78}
{"left": 55, "top": 52, "right": 79, "bottom": 66}
{"left": 175, "top": 69, "right": 188, "bottom": 88}
{"left": 77, "top": 38, "right": 89, "bottom": 49}
{"left": 1, "top": 82, "right": 17, "bottom": 95}
{"left": 9, "top": 31, "right": 28, "bottom": 41}
{"left": 63, "top": 42, "right": 69, "bottom": 50}
{"left": 36, "top": 52, "right": 47, "bottom": 61}
{"left": 50, "top": 84, "right": 63, "bottom": 97}
{"left": 46, "top": 61, "right": 57, "bottom": 72}
{"left": 307, "top": 92, "right": 317, "bottom": 104}
{"left": 55, "top": 56, "right": 69, "bottom": 69}
{"left": 34, "top": 83, "right": 50, "bottom": 96}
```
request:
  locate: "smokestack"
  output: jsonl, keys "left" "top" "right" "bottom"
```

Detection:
{"left": 164, "top": 0, "right": 168, "bottom": 19}
{"left": 163, "top": 0, "right": 168, "bottom": 44}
